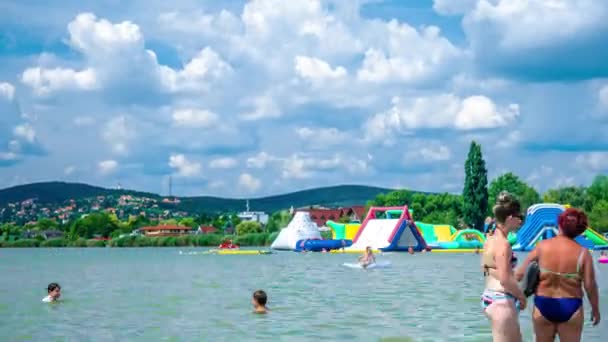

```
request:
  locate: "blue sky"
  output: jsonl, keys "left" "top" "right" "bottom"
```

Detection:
{"left": 1, "top": 0, "right": 608, "bottom": 197}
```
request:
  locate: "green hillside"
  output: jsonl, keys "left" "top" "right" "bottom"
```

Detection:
{"left": 0, "top": 182, "right": 394, "bottom": 213}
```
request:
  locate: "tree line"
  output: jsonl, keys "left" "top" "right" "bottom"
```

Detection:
{"left": 371, "top": 141, "right": 608, "bottom": 232}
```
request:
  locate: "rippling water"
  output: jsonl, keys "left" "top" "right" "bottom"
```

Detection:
{"left": 1, "top": 248, "right": 606, "bottom": 341}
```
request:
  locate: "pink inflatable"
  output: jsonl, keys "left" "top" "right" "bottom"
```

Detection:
{"left": 599, "top": 257, "right": 608, "bottom": 264}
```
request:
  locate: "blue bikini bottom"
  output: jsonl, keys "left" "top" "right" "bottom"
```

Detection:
{"left": 534, "top": 296, "right": 582, "bottom": 323}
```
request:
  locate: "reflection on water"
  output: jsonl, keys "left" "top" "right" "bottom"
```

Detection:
{"left": 0, "top": 248, "right": 606, "bottom": 341}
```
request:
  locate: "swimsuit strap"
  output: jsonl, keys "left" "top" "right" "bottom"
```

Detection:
{"left": 575, "top": 248, "right": 585, "bottom": 274}
{"left": 539, "top": 248, "right": 586, "bottom": 279}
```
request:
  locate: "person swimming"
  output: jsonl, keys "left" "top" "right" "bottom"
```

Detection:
{"left": 515, "top": 208, "right": 600, "bottom": 341}
{"left": 358, "top": 246, "right": 375, "bottom": 268}
{"left": 42, "top": 283, "right": 61, "bottom": 303}
{"left": 480, "top": 192, "right": 527, "bottom": 342}
{"left": 252, "top": 290, "right": 268, "bottom": 314}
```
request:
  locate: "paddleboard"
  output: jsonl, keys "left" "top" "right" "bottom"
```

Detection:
{"left": 343, "top": 261, "right": 391, "bottom": 269}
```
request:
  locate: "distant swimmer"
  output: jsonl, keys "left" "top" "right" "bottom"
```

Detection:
{"left": 252, "top": 290, "right": 269, "bottom": 314}
{"left": 42, "top": 283, "right": 61, "bottom": 303}
{"left": 358, "top": 246, "right": 376, "bottom": 268}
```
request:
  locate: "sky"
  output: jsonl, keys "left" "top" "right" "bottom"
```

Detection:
{"left": 1, "top": 0, "right": 608, "bottom": 198}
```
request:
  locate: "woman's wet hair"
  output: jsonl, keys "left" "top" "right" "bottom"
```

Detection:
{"left": 492, "top": 191, "right": 522, "bottom": 223}
{"left": 47, "top": 283, "right": 60, "bottom": 293}
{"left": 558, "top": 208, "right": 588, "bottom": 239}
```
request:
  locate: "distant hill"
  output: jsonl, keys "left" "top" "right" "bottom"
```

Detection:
{"left": 0, "top": 182, "right": 396, "bottom": 213}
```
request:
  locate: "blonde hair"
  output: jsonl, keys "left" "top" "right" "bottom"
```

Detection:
{"left": 492, "top": 191, "right": 521, "bottom": 223}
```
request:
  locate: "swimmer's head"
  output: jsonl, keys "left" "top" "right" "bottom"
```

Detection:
{"left": 366, "top": 246, "right": 372, "bottom": 252}
{"left": 47, "top": 283, "right": 61, "bottom": 300}
{"left": 252, "top": 290, "right": 267, "bottom": 307}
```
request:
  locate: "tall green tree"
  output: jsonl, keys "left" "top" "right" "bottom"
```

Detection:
{"left": 462, "top": 141, "right": 488, "bottom": 231}
{"left": 587, "top": 175, "right": 608, "bottom": 204}
{"left": 588, "top": 200, "right": 608, "bottom": 232}
{"left": 488, "top": 172, "right": 541, "bottom": 214}
{"left": 543, "top": 186, "right": 590, "bottom": 211}
{"left": 236, "top": 221, "right": 262, "bottom": 235}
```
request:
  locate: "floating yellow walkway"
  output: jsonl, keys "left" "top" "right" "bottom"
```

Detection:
{"left": 215, "top": 250, "right": 273, "bottom": 255}
{"left": 329, "top": 249, "right": 381, "bottom": 254}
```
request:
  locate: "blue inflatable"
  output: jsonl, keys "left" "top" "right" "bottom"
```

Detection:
{"left": 294, "top": 239, "right": 352, "bottom": 252}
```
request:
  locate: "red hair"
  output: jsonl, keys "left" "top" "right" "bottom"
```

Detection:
{"left": 558, "top": 208, "right": 588, "bottom": 239}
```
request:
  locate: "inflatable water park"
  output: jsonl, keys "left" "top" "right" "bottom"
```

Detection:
{"left": 268, "top": 203, "right": 608, "bottom": 253}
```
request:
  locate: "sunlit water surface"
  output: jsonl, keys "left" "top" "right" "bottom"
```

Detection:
{"left": 1, "top": 248, "right": 607, "bottom": 341}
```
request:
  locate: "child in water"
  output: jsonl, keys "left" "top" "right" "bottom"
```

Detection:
{"left": 42, "top": 283, "right": 61, "bottom": 303}
{"left": 252, "top": 290, "right": 268, "bottom": 314}
{"left": 358, "top": 246, "right": 376, "bottom": 267}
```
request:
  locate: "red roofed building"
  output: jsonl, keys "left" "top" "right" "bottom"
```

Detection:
{"left": 298, "top": 206, "right": 367, "bottom": 227}
{"left": 138, "top": 225, "right": 193, "bottom": 237}
{"left": 197, "top": 226, "right": 218, "bottom": 234}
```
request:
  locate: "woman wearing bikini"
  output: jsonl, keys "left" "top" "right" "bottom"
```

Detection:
{"left": 480, "top": 191, "right": 527, "bottom": 342}
{"left": 516, "top": 208, "right": 600, "bottom": 341}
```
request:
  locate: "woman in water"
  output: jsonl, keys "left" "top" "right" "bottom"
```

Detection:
{"left": 515, "top": 208, "right": 600, "bottom": 341}
{"left": 480, "top": 191, "right": 527, "bottom": 342}
{"left": 358, "top": 246, "right": 375, "bottom": 267}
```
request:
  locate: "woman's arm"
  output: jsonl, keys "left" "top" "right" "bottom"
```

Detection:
{"left": 495, "top": 240, "right": 526, "bottom": 300}
{"left": 582, "top": 250, "right": 601, "bottom": 326}
{"left": 515, "top": 247, "right": 539, "bottom": 281}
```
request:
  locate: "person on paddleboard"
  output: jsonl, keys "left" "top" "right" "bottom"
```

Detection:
{"left": 358, "top": 246, "right": 376, "bottom": 268}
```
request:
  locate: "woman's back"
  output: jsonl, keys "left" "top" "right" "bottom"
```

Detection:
{"left": 537, "top": 236, "right": 585, "bottom": 298}
{"left": 482, "top": 234, "right": 508, "bottom": 292}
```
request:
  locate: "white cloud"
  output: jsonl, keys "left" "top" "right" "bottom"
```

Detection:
{"left": 405, "top": 144, "right": 451, "bottom": 162}
{"left": 209, "top": 157, "right": 238, "bottom": 169}
{"left": 21, "top": 67, "right": 97, "bottom": 95}
{"left": 295, "top": 127, "right": 349, "bottom": 147}
{"left": 575, "top": 152, "right": 608, "bottom": 172}
{"left": 462, "top": 1, "right": 606, "bottom": 51}
{"left": 159, "top": 47, "right": 232, "bottom": 92}
{"left": 22, "top": 13, "right": 231, "bottom": 98}
{"left": 67, "top": 12, "right": 143, "bottom": 57}
{"left": 98, "top": 160, "right": 118, "bottom": 175}
{"left": 0, "top": 152, "right": 19, "bottom": 162}
{"left": 64, "top": 165, "right": 76, "bottom": 176}
{"left": 0, "top": 82, "right": 15, "bottom": 100}
{"left": 172, "top": 108, "right": 219, "bottom": 128}
{"left": 365, "top": 94, "right": 520, "bottom": 142}
{"left": 208, "top": 180, "right": 226, "bottom": 189}
{"left": 433, "top": 0, "right": 477, "bottom": 15}
{"left": 450, "top": 1, "right": 608, "bottom": 79}
{"left": 247, "top": 152, "right": 276, "bottom": 168}
{"left": 102, "top": 116, "right": 133, "bottom": 155}
{"left": 281, "top": 153, "right": 345, "bottom": 179}
{"left": 238, "top": 173, "right": 261, "bottom": 192}
{"left": 240, "top": 95, "right": 282, "bottom": 121}
{"left": 294, "top": 56, "right": 347, "bottom": 82}
{"left": 169, "top": 153, "right": 202, "bottom": 177}
{"left": 356, "top": 22, "right": 461, "bottom": 83}
{"left": 527, "top": 165, "right": 554, "bottom": 184}
{"left": 13, "top": 124, "right": 36, "bottom": 143}
{"left": 497, "top": 130, "right": 521, "bottom": 148}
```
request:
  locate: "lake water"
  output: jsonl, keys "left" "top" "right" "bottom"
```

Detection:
{"left": 1, "top": 248, "right": 607, "bottom": 341}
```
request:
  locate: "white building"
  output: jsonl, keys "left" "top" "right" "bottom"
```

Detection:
{"left": 237, "top": 200, "right": 269, "bottom": 225}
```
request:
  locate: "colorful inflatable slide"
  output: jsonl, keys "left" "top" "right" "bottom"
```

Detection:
{"left": 326, "top": 221, "right": 361, "bottom": 240}
{"left": 512, "top": 203, "right": 608, "bottom": 251}
{"left": 347, "top": 206, "right": 427, "bottom": 252}
{"left": 417, "top": 223, "right": 485, "bottom": 249}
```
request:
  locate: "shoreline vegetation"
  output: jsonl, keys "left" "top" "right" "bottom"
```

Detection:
{"left": 0, "top": 230, "right": 335, "bottom": 248}
{"left": 0, "top": 232, "right": 286, "bottom": 248}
